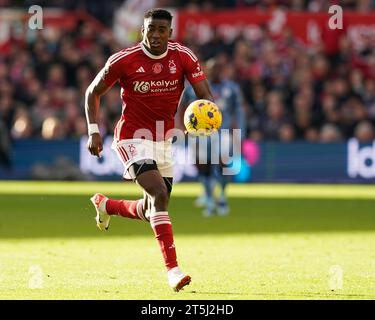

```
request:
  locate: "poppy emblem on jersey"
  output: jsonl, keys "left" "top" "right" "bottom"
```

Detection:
{"left": 169, "top": 60, "right": 176, "bottom": 74}
{"left": 152, "top": 63, "right": 163, "bottom": 74}
{"left": 128, "top": 144, "right": 137, "bottom": 157}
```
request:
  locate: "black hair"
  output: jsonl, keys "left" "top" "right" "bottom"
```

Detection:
{"left": 144, "top": 8, "right": 173, "bottom": 23}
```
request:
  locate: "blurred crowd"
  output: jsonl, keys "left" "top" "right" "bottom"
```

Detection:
{"left": 0, "top": 2, "right": 375, "bottom": 149}
{"left": 2, "top": 0, "right": 375, "bottom": 13}
{"left": 174, "top": 0, "right": 375, "bottom": 11}
{"left": 188, "top": 19, "right": 375, "bottom": 144}
{"left": 0, "top": 22, "right": 124, "bottom": 144}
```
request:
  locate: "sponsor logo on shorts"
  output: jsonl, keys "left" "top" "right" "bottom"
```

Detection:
{"left": 128, "top": 144, "right": 137, "bottom": 157}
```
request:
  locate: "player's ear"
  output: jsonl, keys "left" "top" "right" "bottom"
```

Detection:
{"left": 169, "top": 28, "right": 172, "bottom": 38}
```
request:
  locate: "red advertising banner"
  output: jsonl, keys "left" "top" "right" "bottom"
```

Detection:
{"left": 176, "top": 9, "right": 375, "bottom": 52}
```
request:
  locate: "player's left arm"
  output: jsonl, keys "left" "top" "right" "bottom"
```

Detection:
{"left": 191, "top": 79, "right": 214, "bottom": 102}
{"left": 182, "top": 48, "right": 214, "bottom": 102}
{"left": 175, "top": 86, "right": 193, "bottom": 131}
{"left": 177, "top": 49, "right": 214, "bottom": 130}
{"left": 175, "top": 80, "right": 214, "bottom": 132}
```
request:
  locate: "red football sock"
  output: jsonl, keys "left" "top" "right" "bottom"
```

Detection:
{"left": 105, "top": 199, "right": 147, "bottom": 221}
{"left": 149, "top": 211, "right": 178, "bottom": 270}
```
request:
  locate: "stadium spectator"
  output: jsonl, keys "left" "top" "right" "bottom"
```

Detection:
{"left": 260, "top": 91, "right": 290, "bottom": 140}
{"left": 354, "top": 120, "right": 375, "bottom": 143}
{"left": 41, "top": 117, "right": 66, "bottom": 140}
{"left": 319, "top": 123, "right": 343, "bottom": 143}
{"left": 278, "top": 123, "right": 296, "bottom": 142}
{"left": 11, "top": 108, "right": 34, "bottom": 139}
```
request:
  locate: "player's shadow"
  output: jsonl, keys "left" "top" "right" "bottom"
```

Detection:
{"left": 188, "top": 290, "right": 375, "bottom": 299}
{"left": 1, "top": 195, "right": 375, "bottom": 238}
{"left": 187, "top": 290, "right": 246, "bottom": 296}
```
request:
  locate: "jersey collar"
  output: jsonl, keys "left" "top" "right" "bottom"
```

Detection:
{"left": 141, "top": 42, "right": 168, "bottom": 59}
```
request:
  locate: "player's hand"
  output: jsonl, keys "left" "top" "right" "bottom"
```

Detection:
{"left": 87, "top": 133, "right": 103, "bottom": 158}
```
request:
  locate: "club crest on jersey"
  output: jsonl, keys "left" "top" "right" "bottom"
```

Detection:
{"left": 152, "top": 63, "right": 163, "bottom": 74}
{"left": 169, "top": 60, "right": 176, "bottom": 74}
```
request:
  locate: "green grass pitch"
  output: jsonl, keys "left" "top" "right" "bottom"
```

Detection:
{"left": 0, "top": 181, "right": 375, "bottom": 300}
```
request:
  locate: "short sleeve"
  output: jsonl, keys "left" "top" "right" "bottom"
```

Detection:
{"left": 101, "top": 55, "right": 121, "bottom": 87}
{"left": 181, "top": 48, "right": 206, "bottom": 84}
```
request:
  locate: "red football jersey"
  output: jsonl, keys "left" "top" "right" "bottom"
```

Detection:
{"left": 102, "top": 41, "right": 206, "bottom": 141}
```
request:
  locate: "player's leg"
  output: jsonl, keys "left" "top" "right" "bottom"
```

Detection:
{"left": 215, "top": 132, "right": 231, "bottom": 216}
{"left": 90, "top": 140, "right": 155, "bottom": 230}
{"left": 90, "top": 161, "right": 166, "bottom": 229}
{"left": 196, "top": 163, "right": 216, "bottom": 216}
{"left": 90, "top": 167, "right": 148, "bottom": 231}
{"left": 215, "top": 162, "right": 229, "bottom": 216}
{"left": 134, "top": 162, "right": 191, "bottom": 291}
{"left": 90, "top": 191, "right": 147, "bottom": 230}
{"left": 195, "top": 136, "right": 216, "bottom": 216}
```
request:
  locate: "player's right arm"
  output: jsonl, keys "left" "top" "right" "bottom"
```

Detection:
{"left": 85, "top": 60, "right": 119, "bottom": 157}
{"left": 85, "top": 70, "right": 111, "bottom": 157}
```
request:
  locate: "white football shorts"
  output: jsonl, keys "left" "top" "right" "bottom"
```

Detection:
{"left": 112, "top": 138, "right": 173, "bottom": 180}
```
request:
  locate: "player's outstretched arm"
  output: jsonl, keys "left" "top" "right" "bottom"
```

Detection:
{"left": 175, "top": 89, "right": 190, "bottom": 132}
{"left": 191, "top": 79, "right": 214, "bottom": 102}
{"left": 175, "top": 80, "right": 214, "bottom": 133}
{"left": 84, "top": 68, "right": 113, "bottom": 158}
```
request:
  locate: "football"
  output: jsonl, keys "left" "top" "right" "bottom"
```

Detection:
{"left": 184, "top": 99, "right": 222, "bottom": 136}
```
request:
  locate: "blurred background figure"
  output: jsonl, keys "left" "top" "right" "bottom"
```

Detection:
{"left": 179, "top": 58, "right": 246, "bottom": 217}
{"left": 319, "top": 123, "right": 343, "bottom": 143}
{"left": 354, "top": 121, "right": 375, "bottom": 143}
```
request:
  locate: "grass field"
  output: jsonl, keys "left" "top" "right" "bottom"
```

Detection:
{"left": 0, "top": 181, "right": 375, "bottom": 300}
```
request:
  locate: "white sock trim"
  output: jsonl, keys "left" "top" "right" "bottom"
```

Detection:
{"left": 149, "top": 211, "right": 171, "bottom": 228}
{"left": 149, "top": 211, "right": 168, "bottom": 218}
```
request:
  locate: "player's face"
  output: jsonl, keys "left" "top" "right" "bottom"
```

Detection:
{"left": 142, "top": 18, "right": 172, "bottom": 55}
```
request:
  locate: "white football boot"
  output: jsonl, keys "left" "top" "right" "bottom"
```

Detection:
{"left": 90, "top": 193, "right": 110, "bottom": 231}
{"left": 167, "top": 266, "right": 191, "bottom": 292}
